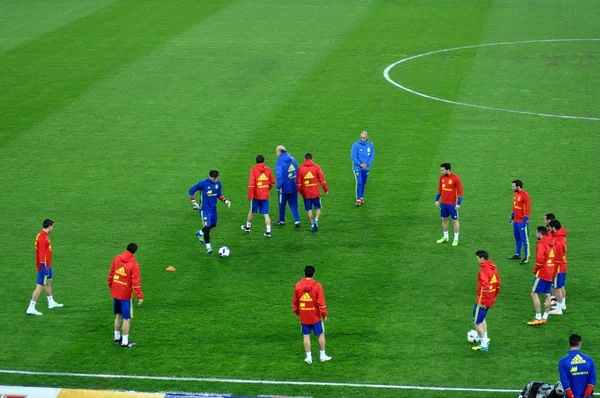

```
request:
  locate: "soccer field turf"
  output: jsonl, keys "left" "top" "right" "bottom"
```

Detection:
{"left": 1, "top": 1, "right": 599, "bottom": 397}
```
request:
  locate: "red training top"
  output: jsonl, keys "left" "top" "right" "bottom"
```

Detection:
{"left": 292, "top": 278, "right": 328, "bottom": 325}
{"left": 108, "top": 250, "right": 144, "bottom": 300}
{"left": 552, "top": 227, "right": 568, "bottom": 273}
{"left": 35, "top": 230, "right": 52, "bottom": 271}
{"left": 297, "top": 159, "right": 328, "bottom": 199}
{"left": 248, "top": 163, "right": 275, "bottom": 201}
{"left": 476, "top": 259, "right": 501, "bottom": 307}
{"left": 437, "top": 173, "right": 463, "bottom": 205}
{"left": 512, "top": 190, "right": 530, "bottom": 222}
{"left": 534, "top": 235, "right": 556, "bottom": 282}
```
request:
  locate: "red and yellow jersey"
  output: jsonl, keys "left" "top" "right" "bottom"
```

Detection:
{"left": 297, "top": 159, "right": 328, "bottom": 199}
{"left": 476, "top": 260, "right": 501, "bottom": 307}
{"left": 108, "top": 250, "right": 143, "bottom": 300}
{"left": 534, "top": 235, "right": 556, "bottom": 282}
{"left": 248, "top": 163, "right": 275, "bottom": 201}
{"left": 512, "top": 190, "right": 530, "bottom": 222}
{"left": 437, "top": 173, "right": 463, "bottom": 204}
{"left": 292, "top": 278, "right": 328, "bottom": 325}
{"left": 552, "top": 227, "right": 568, "bottom": 273}
{"left": 35, "top": 230, "right": 52, "bottom": 271}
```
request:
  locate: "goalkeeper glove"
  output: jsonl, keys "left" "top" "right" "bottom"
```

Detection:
{"left": 225, "top": 199, "right": 231, "bottom": 208}
{"left": 191, "top": 199, "right": 200, "bottom": 210}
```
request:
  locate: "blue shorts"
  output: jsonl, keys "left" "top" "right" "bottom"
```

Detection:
{"left": 553, "top": 273, "right": 566, "bottom": 289}
{"left": 301, "top": 321, "right": 324, "bottom": 336}
{"left": 303, "top": 197, "right": 321, "bottom": 211}
{"left": 251, "top": 199, "right": 269, "bottom": 214}
{"left": 37, "top": 268, "right": 53, "bottom": 286}
{"left": 114, "top": 298, "right": 132, "bottom": 320}
{"left": 440, "top": 203, "right": 458, "bottom": 220}
{"left": 200, "top": 210, "right": 217, "bottom": 228}
{"left": 472, "top": 303, "right": 489, "bottom": 324}
{"left": 531, "top": 277, "right": 552, "bottom": 294}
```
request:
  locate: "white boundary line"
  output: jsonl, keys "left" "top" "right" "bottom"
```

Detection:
{"left": 0, "top": 369, "right": 520, "bottom": 393}
{"left": 383, "top": 38, "right": 600, "bottom": 121}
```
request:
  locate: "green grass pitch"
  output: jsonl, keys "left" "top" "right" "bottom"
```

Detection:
{"left": 1, "top": 1, "right": 599, "bottom": 397}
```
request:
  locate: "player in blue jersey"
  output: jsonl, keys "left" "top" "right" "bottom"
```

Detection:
{"left": 351, "top": 131, "right": 375, "bottom": 207}
{"left": 559, "top": 334, "right": 596, "bottom": 398}
{"left": 274, "top": 145, "right": 301, "bottom": 227}
{"left": 188, "top": 170, "right": 231, "bottom": 254}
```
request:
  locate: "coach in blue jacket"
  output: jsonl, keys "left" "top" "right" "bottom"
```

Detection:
{"left": 351, "top": 131, "right": 375, "bottom": 207}
{"left": 275, "top": 145, "right": 301, "bottom": 227}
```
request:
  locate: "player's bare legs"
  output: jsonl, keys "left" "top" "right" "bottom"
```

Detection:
{"left": 306, "top": 211, "right": 314, "bottom": 225}
{"left": 318, "top": 333, "right": 326, "bottom": 350}
{"left": 31, "top": 284, "right": 44, "bottom": 302}
{"left": 317, "top": 332, "right": 330, "bottom": 361}
{"left": 531, "top": 292, "right": 541, "bottom": 313}
{"left": 44, "top": 278, "right": 53, "bottom": 297}
{"left": 115, "top": 314, "right": 123, "bottom": 334}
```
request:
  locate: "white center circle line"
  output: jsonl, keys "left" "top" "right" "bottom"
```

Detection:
{"left": 383, "top": 39, "right": 600, "bottom": 121}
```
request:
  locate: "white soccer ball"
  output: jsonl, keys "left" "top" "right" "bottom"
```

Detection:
{"left": 467, "top": 330, "right": 480, "bottom": 343}
{"left": 218, "top": 246, "right": 230, "bottom": 257}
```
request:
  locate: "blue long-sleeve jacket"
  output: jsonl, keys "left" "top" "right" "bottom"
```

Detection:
{"left": 275, "top": 152, "right": 299, "bottom": 194}
{"left": 351, "top": 139, "right": 375, "bottom": 171}
{"left": 559, "top": 350, "right": 596, "bottom": 398}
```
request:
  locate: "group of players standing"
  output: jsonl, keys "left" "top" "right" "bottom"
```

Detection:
{"left": 435, "top": 165, "right": 595, "bottom": 397}
{"left": 187, "top": 131, "right": 374, "bottom": 254}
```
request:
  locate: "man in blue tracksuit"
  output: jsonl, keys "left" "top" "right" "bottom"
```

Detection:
{"left": 351, "top": 131, "right": 375, "bottom": 207}
{"left": 559, "top": 334, "right": 596, "bottom": 398}
{"left": 275, "top": 145, "right": 301, "bottom": 227}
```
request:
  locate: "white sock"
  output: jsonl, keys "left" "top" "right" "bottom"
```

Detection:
{"left": 454, "top": 233, "right": 459, "bottom": 241}
{"left": 484, "top": 332, "right": 488, "bottom": 339}
{"left": 314, "top": 218, "right": 318, "bottom": 224}
{"left": 115, "top": 331, "right": 121, "bottom": 340}
{"left": 561, "top": 298, "right": 566, "bottom": 309}
{"left": 28, "top": 300, "right": 36, "bottom": 310}
{"left": 122, "top": 335, "right": 129, "bottom": 345}
{"left": 266, "top": 226, "right": 271, "bottom": 233}
{"left": 443, "top": 231, "right": 449, "bottom": 239}
{"left": 246, "top": 222, "right": 252, "bottom": 228}
{"left": 206, "top": 244, "right": 211, "bottom": 249}
{"left": 47, "top": 296, "right": 55, "bottom": 304}
{"left": 481, "top": 338, "right": 489, "bottom": 347}
{"left": 535, "top": 313, "right": 542, "bottom": 320}
{"left": 320, "top": 350, "right": 327, "bottom": 358}
{"left": 542, "top": 312, "right": 549, "bottom": 320}
{"left": 306, "top": 352, "right": 312, "bottom": 361}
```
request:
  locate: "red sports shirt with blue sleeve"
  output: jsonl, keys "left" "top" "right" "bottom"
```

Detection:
{"left": 35, "top": 230, "right": 52, "bottom": 271}
{"left": 437, "top": 173, "right": 463, "bottom": 205}
{"left": 512, "top": 190, "right": 530, "bottom": 222}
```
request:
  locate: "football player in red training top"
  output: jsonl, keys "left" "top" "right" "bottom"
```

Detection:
{"left": 292, "top": 265, "right": 331, "bottom": 364}
{"left": 241, "top": 154, "right": 275, "bottom": 238}
{"left": 548, "top": 219, "right": 568, "bottom": 315}
{"left": 108, "top": 243, "right": 144, "bottom": 348}
{"left": 471, "top": 250, "right": 500, "bottom": 352}
{"left": 435, "top": 163, "right": 463, "bottom": 246}
{"left": 27, "top": 219, "right": 63, "bottom": 316}
{"left": 527, "top": 226, "right": 557, "bottom": 326}
{"left": 508, "top": 180, "right": 531, "bottom": 264}
{"left": 297, "top": 153, "right": 329, "bottom": 232}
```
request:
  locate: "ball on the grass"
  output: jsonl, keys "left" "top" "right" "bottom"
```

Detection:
{"left": 467, "top": 330, "right": 480, "bottom": 343}
{"left": 218, "top": 246, "right": 230, "bottom": 257}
